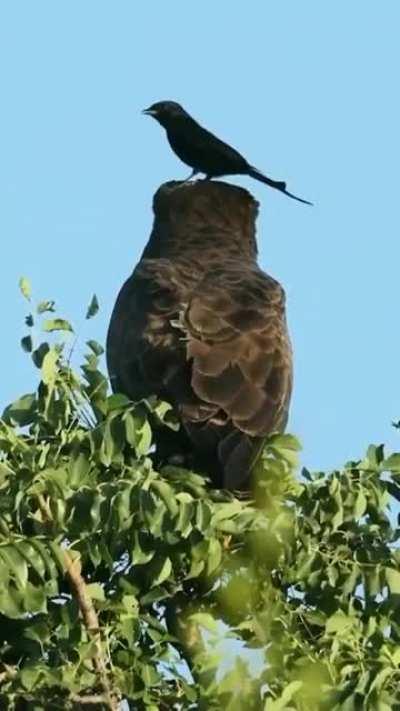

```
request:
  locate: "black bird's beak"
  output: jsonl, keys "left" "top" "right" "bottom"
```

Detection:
{"left": 142, "top": 107, "right": 157, "bottom": 116}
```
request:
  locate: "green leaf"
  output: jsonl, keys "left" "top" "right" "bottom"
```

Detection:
{"left": 150, "top": 399, "right": 180, "bottom": 431}
{"left": 32, "top": 342, "right": 50, "bottom": 368}
{"left": 21, "top": 335, "right": 33, "bottom": 352}
{"left": 87, "top": 339, "right": 104, "bottom": 356}
{"left": 37, "top": 300, "right": 55, "bottom": 314}
{"left": 268, "top": 433, "right": 302, "bottom": 466}
{"left": 190, "top": 612, "right": 219, "bottom": 634}
{"left": 132, "top": 532, "right": 155, "bottom": 565}
{"left": 264, "top": 681, "right": 303, "bottom": 710}
{"left": 207, "top": 538, "right": 222, "bottom": 575}
{"left": 69, "top": 453, "right": 91, "bottom": 487}
{"left": 354, "top": 489, "right": 367, "bottom": 518}
{"left": 152, "top": 400, "right": 173, "bottom": 420}
{"left": 385, "top": 567, "right": 400, "bottom": 594}
{"left": 152, "top": 557, "right": 172, "bottom": 587}
{"left": 107, "top": 393, "right": 131, "bottom": 411}
{"left": 135, "top": 419, "right": 152, "bottom": 456}
{"left": 99, "top": 416, "right": 125, "bottom": 466}
{"left": 0, "top": 547, "right": 28, "bottom": 588}
{"left": 364, "top": 443, "right": 385, "bottom": 470}
{"left": 19, "top": 276, "right": 31, "bottom": 301}
{"left": 41, "top": 348, "right": 59, "bottom": 385}
{"left": 2, "top": 393, "right": 36, "bottom": 426}
{"left": 212, "top": 501, "right": 243, "bottom": 523}
{"left": 86, "top": 583, "right": 105, "bottom": 601}
{"left": 124, "top": 411, "right": 139, "bottom": 447}
{"left": 269, "top": 433, "right": 302, "bottom": 451}
{"left": 42, "top": 318, "right": 73, "bottom": 333}
{"left": 326, "top": 611, "right": 354, "bottom": 635}
{"left": 141, "top": 664, "right": 161, "bottom": 687}
{"left": 20, "top": 666, "right": 41, "bottom": 691}
{"left": 86, "top": 294, "right": 99, "bottom": 319}
{"left": 151, "top": 480, "right": 179, "bottom": 517}
{"left": 122, "top": 594, "right": 139, "bottom": 616}
{"left": 384, "top": 453, "right": 400, "bottom": 473}
{"left": 175, "top": 500, "right": 193, "bottom": 537}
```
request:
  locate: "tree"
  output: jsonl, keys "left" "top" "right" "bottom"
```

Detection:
{"left": 0, "top": 284, "right": 400, "bottom": 709}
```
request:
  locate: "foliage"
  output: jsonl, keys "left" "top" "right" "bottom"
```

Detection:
{"left": 0, "top": 285, "right": 400, "bottom": 709}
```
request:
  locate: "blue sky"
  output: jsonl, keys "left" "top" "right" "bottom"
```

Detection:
{"left": 1, "top": 1, "right": 399, "bottom": 471}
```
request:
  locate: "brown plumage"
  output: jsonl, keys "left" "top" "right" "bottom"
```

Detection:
{"left": 106, "top": 180, "right": 293, "bottom": 490}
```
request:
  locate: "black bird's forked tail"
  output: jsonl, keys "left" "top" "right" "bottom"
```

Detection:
{"left": 248, "top": 166, "right": 313, "bottom": 206}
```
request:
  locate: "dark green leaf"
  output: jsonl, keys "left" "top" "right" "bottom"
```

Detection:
{"left": 32, "top": 341, "right": 50, "bottom": 368}
{"left": 2, "top": 393, "right": 36, "bottom": 426}
{"left": 87, "top": 339, "right": 104, "bottom": 356}
{"left": 86, "top": 294, "right": 99, "bottom": 319}
{"left": 21, "top": 335, "right": 33, "bottom": 352}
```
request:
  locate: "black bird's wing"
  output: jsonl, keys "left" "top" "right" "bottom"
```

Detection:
{"left": 166, "top": 117, "right": 249, "bottom": 176}
{"left": 167, "top": 118, "right": 312, "bottom": 204}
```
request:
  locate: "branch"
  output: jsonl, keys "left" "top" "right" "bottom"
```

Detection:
{"left": 62, "top": 550, "right": 119, "bottom": 710}
{"left": 37, "top": 495, "right": 120, "bottom": 711}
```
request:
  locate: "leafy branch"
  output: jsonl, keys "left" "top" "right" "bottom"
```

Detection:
{"left": 0, "top": 286, "right": 399, "bottom": 709}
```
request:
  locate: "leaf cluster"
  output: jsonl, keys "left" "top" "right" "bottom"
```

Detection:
{"left": 0, "top": 287, "right": 399, "bottom": 709}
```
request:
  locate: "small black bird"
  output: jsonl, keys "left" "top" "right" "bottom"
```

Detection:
{"left": 143, "top": 100, "right": 312, "bottom": 205}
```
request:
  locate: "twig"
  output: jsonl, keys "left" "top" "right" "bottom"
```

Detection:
{"left": 70, "top": 693, "right": 108, "bottom": 705}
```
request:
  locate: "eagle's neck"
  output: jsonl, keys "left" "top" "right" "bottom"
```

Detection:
{"left": 141, "top": 180, "right": 259, "bottom": 263}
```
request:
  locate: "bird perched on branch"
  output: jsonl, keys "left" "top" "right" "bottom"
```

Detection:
{"left": 107, "top": 180, "right": 293, "bottom": 491}
{"left": 143, "top": 100, "right": 312, "bottom": 205}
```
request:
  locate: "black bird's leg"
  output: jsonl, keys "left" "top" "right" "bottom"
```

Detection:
{"left": 184, "top": 169, "right": 199, "bottom": 182}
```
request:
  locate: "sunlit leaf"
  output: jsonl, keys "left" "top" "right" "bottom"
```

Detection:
{"left": 86, "top": 583, "right": 105, "bottom": 601}
{"left": 19, "top": 276, "right": 31, "bottom": 301}
{"left": 152, "top": 557, "right": 172, "bottom": 587}
{"left": 42, "top": 318, "right": 73, "bottom": 333}
{"left": 37, "top": 300, "right": 55, "bottom": 314}
{"left": 41, "top": 348, "right": 59, "bottom": 385}
{"left": 386, "top": 567, "right": 400, "bottom": 594}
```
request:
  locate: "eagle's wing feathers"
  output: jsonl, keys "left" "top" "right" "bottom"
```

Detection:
{"left": 183, "top": 266, "right": 292, "bottom": 440}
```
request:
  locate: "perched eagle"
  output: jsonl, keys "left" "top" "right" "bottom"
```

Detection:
{"left": 106, "top": 180, "right": 292, "bottom": 490}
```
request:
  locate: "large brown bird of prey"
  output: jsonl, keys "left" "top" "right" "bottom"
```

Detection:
{"left": 107, "top": 180, "right": 293, "bottom": 490}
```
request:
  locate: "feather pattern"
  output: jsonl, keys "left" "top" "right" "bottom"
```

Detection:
{"left": 107, "top": 180, "right": 293, "bottom": 490}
